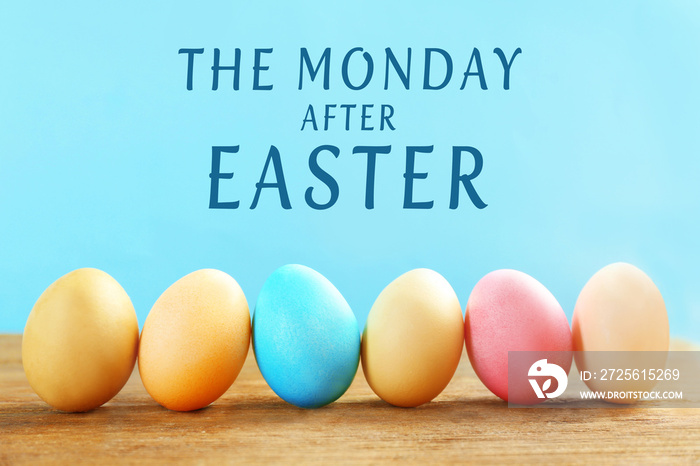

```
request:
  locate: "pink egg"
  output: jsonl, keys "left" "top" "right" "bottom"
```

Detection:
{"left": 465, "top": 269, "right": 573, "bottom": 404}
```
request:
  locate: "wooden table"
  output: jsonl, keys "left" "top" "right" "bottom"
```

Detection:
{"left": 1, "top": 334, "right": 699, "bottom": 464}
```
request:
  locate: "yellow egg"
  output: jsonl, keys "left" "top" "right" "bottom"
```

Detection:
{"left": 22, "top": 268, "right": 139, "bottom": 412}
{"left": 138, "top": 269, "right": 250, "bottom": 411}
{"left": 572, "top": 263, "right": 669, "bottom": 401}
{"left": 361, "top": 269, "right": 464, "bottom": 407}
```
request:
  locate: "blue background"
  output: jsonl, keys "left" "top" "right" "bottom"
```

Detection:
{"left": 1, "top": 2, "right": 698, "bottom": 340}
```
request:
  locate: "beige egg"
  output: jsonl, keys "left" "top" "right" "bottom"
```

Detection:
{"left": 138, "top": 269, "right": 250, "bottom": 411}
{"left": 573, "top": 262, "right": 669, "bottom": 401}
{"left": 22, "top": 268, "right": 139, "bottom": 412}
{"left": 361, "top": 269, "right": 464, "bottom": 407}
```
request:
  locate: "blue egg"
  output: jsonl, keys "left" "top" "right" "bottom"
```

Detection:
{"left": 252, "top": 264, "right": 360, "bottom": 408}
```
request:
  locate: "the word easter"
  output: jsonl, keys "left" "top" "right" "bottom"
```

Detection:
{"left": 209, "top": 145, "right": 487, "bottom": 210}
{"left": 178, "top": 47, "right": 522, "bottom": 91}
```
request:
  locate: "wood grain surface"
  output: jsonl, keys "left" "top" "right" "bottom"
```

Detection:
{"left": 1, "top": 334, "right": 699, "bottom": 464}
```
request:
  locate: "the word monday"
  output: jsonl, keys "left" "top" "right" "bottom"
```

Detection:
{"left": 179, "top": 47, "right": 522, "bottom": 91}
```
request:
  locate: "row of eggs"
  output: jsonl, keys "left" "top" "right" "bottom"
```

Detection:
{"left": 22, "top": 263, "right": 669, "bottom": 412}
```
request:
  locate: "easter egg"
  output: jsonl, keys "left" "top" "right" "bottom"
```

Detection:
{"left": 572, "top": 263, "right": 669, "bottom": 401}
{"left": 465, "top": 269, "right": 572, "bottom": 404}
{"left": 361, "top": 269, "right": 463, "bottom": 407}
{"left": 253, "top": 264, "right": 360, "bottom": 409}
{"left": 573, "top": 263, "right": 668, "bottom": 352}
{"left": 138, "top": 269, "right": 251, "bottom": 411}
{"left": 22, "top": 268, "right": 139, "bottom": 412}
